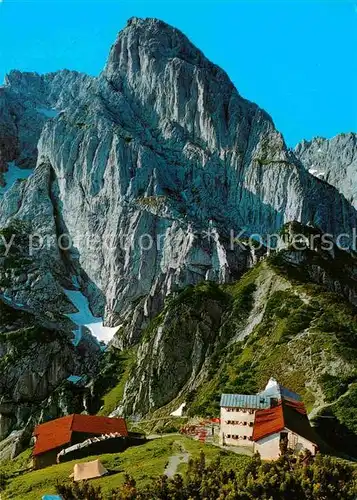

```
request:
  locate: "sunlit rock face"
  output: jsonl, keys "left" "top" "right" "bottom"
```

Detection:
{"left": 295, "top": 133, "right": 357, "bottom": 208}
{"left": 1, "top": 18, "right": 357, "bottom": 345}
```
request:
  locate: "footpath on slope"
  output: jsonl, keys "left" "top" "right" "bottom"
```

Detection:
{"left": 164, "top": 444, "right": 189, "bottom": 477}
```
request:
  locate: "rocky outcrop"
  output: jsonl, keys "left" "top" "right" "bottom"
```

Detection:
{"left": 122, "top": 283, "right": 229, "bottom": 417}
{"left": 0, "top": 69, "right": 92, "bottom": 182}
{"left": 0, "top": 297, "right": 101, "bottom": 446}
{"left": 0, "top": 219, "right": 76, "bottom": 317}
{"left": 295, "top": 133, "right": 357, "bottom": 207}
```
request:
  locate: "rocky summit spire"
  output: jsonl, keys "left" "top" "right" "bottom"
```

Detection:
{"left": 104, "top": 16, "right": 254, "bottom": 152}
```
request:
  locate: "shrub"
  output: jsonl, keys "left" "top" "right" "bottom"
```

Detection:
{"left": 56, "top": 450, "right": 357, "bottom": 499}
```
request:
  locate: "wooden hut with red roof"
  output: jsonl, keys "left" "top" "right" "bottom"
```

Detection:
{"left": 33, "top": 414, "right": 128, "bottom": 469}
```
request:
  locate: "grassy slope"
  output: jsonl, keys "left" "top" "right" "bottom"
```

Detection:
{"left": 2, "top": 437, "right": 250, "bottom": 500}
{"left": 1, "top": 449, "right": 32, "bottom": 476}
{"left": 97, "top": 349, "right": 137, "bottom": 416}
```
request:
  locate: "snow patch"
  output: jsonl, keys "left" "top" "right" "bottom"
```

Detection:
{"left": 63, "top": 288, "right": 119, "bottom": 344}
{"left": 308, "top": 168, "right": 325, "bottom": 179}
{"left": 36, "top": 107, "right": 60, "bottom": 118}
{"left": 170, "top": 402, "right": 186, "bottom": 417}
{"left": 0, "top": 162, "right": 33, "bottom": 197}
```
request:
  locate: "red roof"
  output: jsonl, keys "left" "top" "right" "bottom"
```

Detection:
{"left": 253, "top": 404, "right": 284, "bottom": 441}
{"left": 33, "top": 414, "right": 128, "bottom": 456}
{"left": 71, "top": 414, "right": 128, "bottom": 435}
{"left": 253, "top": 400, "right": 316, "bottom": 444}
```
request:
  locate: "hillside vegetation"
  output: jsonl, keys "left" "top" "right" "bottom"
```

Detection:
{"left": 0, "top": 437, "right": 249, "bottom": 500}
{"left": 57, "top": 450, "right": 357, "bottom": 500}
{"left": 98, "top": 243, "right": 357, "bottom": 457}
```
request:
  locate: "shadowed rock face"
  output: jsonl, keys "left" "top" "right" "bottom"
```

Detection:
{"left": 1, "top": 17, "right": 356, "bottom": 346}
{"left": 0, "top": 69, "right": 93, "bottom": 176}
{"left": 295, "top": 133, "right": 357, "bottom": 208}
{"left": 0, "top": 296, "right": 101, "bottom": 452}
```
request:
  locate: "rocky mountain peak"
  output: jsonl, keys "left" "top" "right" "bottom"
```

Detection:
{"left": 103, "top": 16, "right": 266, "bottom": 153}
{"left": 107, "top": 16, "right": 207, "bottom": 70}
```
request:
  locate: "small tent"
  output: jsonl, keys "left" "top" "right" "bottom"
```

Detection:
{"left": 70, "top": 459, "right": 108, "bottom": 481}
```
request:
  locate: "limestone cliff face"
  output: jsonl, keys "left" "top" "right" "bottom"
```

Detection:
{"left": 295, "top": 133, "right": 357, "bottom": 207}
{"left": 1, "top": 17, "right": 357, "bottom": 348}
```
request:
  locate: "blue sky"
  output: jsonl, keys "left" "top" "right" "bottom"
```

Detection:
{"left": 0, "top": 0, "right": 355, "bottom": 146}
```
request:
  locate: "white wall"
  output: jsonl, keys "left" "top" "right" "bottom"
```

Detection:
{"left": 254, "top": 428, "right": 317, "bottom": 460}
{"left": 220, "top": 407, "right": 255, "bottom": 447}
{"left": 254, "top": 432, "right": 281, "bottom": 460}
{"left": 286, "top": 429, "right": 316, "bottom": 455}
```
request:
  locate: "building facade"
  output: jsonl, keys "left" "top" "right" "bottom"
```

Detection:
{"left": 220, "top": 394, "right": 271, "bottom": 447}
{"left": 220, "top": 378, "right": 317, "bottom": 459}
{"left": 253, "top": 429, "right": 316, "bottom": 460}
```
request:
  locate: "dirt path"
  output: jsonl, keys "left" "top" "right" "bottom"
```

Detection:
{"left": 146, "top": 432, "right": 181, "bottom": 440}
{"left": 308, "top": 390, "right": 357, "bottom": 463}
{"left": 147, "top": 435, "right": 190, "bottom": 477}
{"left": 164, "top": 446, "right": 189, "bottom": 477}
{"left": 308, "top": 385, "right": 352, "bottom": 420}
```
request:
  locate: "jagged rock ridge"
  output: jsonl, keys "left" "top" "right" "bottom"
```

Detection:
{"left": 0, "top": 69, "right": 92, "bottom": 177}
{"left": 295, "top": 133, "right": 357, "bottom": 207}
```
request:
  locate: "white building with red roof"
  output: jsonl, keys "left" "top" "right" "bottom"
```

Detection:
{"left": 220, "top": 378, "right": 317, "bottom": 459}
